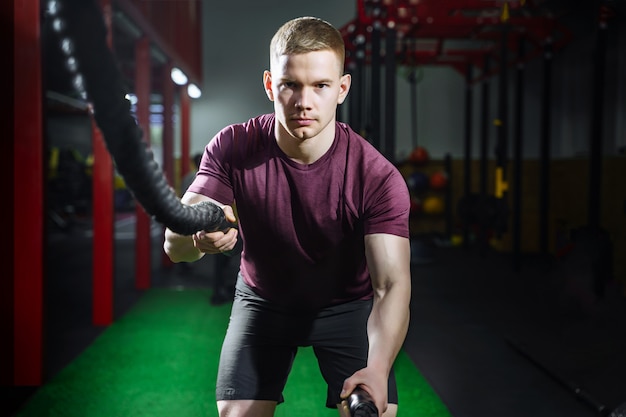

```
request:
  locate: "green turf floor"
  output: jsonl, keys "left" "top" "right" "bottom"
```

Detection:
{"left": 15, "top": 289, "right": 452, "bottom": 417}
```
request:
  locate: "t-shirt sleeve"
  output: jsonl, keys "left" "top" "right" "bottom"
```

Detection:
{"left": 363, "top": 167, "right": 411, "bottom": 239}
{"left": 187, "top": 126, "right": 235, "bottom": 205}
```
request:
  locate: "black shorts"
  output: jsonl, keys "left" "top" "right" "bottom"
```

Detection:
{"left": 215, "top": 274, "right": 398, "bottom": 408}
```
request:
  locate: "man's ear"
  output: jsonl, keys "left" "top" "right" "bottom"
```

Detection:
{"left": 263, "top": 70, "right": 274, "bottom": 101}
{"left": 337, "top": 73, "right": 351, "bottom": 105}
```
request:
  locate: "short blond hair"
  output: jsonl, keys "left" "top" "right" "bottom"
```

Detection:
{"left": 270, "top": 17, "right": 345, "bottom": 73}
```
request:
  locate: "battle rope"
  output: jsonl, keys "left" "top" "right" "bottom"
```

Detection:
{"left": 348, "top": 387, "right": 379, "bottom": 417}
{"left": 47, "top": 0, "right": 229, "bottom": 235}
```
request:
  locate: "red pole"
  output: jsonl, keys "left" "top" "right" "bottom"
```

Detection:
{"left": 2, "top": 0, "right": 14, "bottom": 388}
{"left": 180, "top": 88, "right": 191, "bottom": 180}
{"left": 13, "top": 0, "right": 43, "bottom": 385}
{"left": 135, "top": 36, "right": 152, "bottom": 290}
{"left": 162, "top": 64, "right": 175, "bottom": 193}
{"left": 91, "top": 119, "right": 114, "bottom": 325}
{"left": 177, "top": 0, "right": 191, "bottom": 183}
{"left": 161, "top": 63, "right": 175, "bottom": 268}
{"left": 92, "top": 0, "right": 115, "bottom": 326}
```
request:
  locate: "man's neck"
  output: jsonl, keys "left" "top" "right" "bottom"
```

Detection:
{"left": 276, "top": 122, "right": 335, "bottom": 165}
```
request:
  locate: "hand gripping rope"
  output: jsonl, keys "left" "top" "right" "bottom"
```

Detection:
{"left": 348, "top": 387, "right": 379, "bottom": 417}
{"left": 46, "top": 0, "right": 230, "bottom": 235}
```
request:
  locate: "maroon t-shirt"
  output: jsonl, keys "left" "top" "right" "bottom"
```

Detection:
{"left": 189, "top": 114, "right": 410, "bottom": 311}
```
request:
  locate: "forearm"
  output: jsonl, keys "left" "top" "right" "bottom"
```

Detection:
{"left": 366, "top": 279, "right": 411, "bottom": 374}
{"left": 363, "top": 233, "right": 412, "bottom": 376}
{"left": 163, "top": 228, "right": 205, "bottom": 263}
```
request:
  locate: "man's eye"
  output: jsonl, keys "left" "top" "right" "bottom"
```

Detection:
{"left": 283, "top": 82, "right": 296, "bottom": 88}
{"left": 317, "top": 84, "right": 329, "bottom": 89}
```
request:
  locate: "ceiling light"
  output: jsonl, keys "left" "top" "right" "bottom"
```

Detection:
{"left": 187, "top": 83, "right": 202, "bottom": 99}
{"left": 171, "top": 67, "right": 188, "bottom": 85}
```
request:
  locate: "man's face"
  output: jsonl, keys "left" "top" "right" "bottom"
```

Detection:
{"left": 264, "top": 50, "right": 351, "bottom": 142}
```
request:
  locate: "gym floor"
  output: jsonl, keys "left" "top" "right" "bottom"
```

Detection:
{"left": 8, "top": 214, "right": 626, "bottom": 417}
{"left": 404, "top": 238, "right": 626, "bottom": 417}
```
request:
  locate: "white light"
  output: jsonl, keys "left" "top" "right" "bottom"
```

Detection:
{"left": 187, "top": 83, "right": 202, "bottom": 99}
{"left": 47, "top": 0, "right": 60, "bottom": 16}
{"left": 52, "top": 17, "right": 65, "bottom": 33}
{"left": 149, "top": 104, "right": 164, "bottom": 113}
{"left": 149, "top": 114, "right": 164, "bottom": 124}
{"left": 170, "top": 67, "right": 188, "bottom": 86}
{"left": 125, "top": 94, "right": 138, "bottom": 105}
{"left": 61, "top": 37, "right": 74, "bottom": 55}
{"left": 72, "top": 74, "right": 84, "bottom": 91}
{"left": 66, "top": 56, "right": 77, "bottom": 73}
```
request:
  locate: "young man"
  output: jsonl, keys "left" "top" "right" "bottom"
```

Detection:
{"left": 164, "top": 16, "right": 411, "bottom": 417}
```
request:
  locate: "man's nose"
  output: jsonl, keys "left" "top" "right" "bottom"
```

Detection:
{"left": 295, "top": 87, "right": 313, "bottom": 110}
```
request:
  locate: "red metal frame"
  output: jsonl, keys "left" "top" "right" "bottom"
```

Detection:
{"left": 134, "top": 36, "right": 152, "bottom": 290}
{"left": 115, "top": 0, "right": 202, "bottom": 85}
{"left": 161, "top": 63, "right": 175, "bottom": 268}
{"left": 341, "top": 0, "right": 573, "bottom": 81}
{"left": 13, "top": 0, "right": 44, "bottom": 385}
{"left": 92, "top": 118, "right": 114, "bottom": 325}
{"left": 162, "top": 63, "right": 175, "bottom": 194}
{"left": 92, "top": 0, "right": 115, "bottom": 327}
{"left": 180, "top": 89, "right": 191, "bottom": 180}
{"left": 2, "top": 0, "right": 14, "bottom": 388}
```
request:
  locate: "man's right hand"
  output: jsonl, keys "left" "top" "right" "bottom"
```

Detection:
{"left": 193, "top": 205, "right": 239, "bottom": 254}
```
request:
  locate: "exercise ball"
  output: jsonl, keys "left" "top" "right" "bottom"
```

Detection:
{"left": 406, "top": 171, "right": 429, "bottom": 194}
{"left": 429, "top": 171, "right": 448, "bottom": 190}
{"left": 422, "top": 196, "right": 445, "bottom": 215}
{"left": 450, "top": 234, "right": 463, "bottom": 246}
{"left": 408, "top": 146, "right": 429, "bottom": 165}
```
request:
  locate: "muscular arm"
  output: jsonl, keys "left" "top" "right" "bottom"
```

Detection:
{"left": 163, "top": 192, "right": 238, "bottom": 262}
{"left": 340, "top": 233, "right": 411, "bottom": 415}
{"left": 365, "top": 233, "right": 411, "bottom": 377}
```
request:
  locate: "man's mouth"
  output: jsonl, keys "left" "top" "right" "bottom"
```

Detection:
{"left": 292, "top": 117, "right": 314, "bottom": 127}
